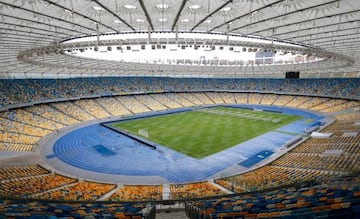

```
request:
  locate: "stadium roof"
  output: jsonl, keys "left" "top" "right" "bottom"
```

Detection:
{"left": 0, "top": 0, "right": 359, "bottom": 78}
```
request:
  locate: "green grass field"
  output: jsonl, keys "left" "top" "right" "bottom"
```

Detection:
{"left": 111, "top": 106, "right": 301, "bottom": 158}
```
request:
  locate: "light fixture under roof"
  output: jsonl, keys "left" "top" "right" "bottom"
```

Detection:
{"left": 92, "top": 6, "right": 104, "bottom": 11}
{"left": 189, "top": 4, "right": 202, "bottom": 10}
{"left": 204, "top": 19, "right": 212, "bottom": 24}
{"left": 181, "top": 18, "right": 190, "bottom": 23}
{"left": 64, "top": 9, "right": 72, "bottom": 13}
{"left": 60, "top": 32, "right": 328, "bottom": 68}
{"left": 123, "top": 4, "right": 137, "bottom": 10}
{"left": 113, "top": 20, "right": 121, "bottom": 24}
{"left": 156, "top": 3, "right": 169, "bottom": 9}
{"left": 221, "top": 6, "right": 232, "bottom": 12}
{"left": 158, "top": 18, "right": 168, "bottom": 22}
{"left": 135, "top": 18, "right": 144, "bottom": 23}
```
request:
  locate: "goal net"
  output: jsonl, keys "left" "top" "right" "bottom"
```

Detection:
{"left": 138, "top": 129, "right": 149, "bottom": 138}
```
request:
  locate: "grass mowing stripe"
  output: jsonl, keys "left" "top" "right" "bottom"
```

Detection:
{"left": 111, "top": 107, "right": 301, "bottom": 158}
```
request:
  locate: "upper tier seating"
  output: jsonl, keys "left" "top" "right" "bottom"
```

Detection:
{"left": 1, "top": 78, "right": 358, "bottom": 107}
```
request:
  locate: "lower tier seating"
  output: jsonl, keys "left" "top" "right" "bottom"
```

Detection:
{"left": 187, "top": 174, "right": 360, "bottom": 219}
{"left": 109, "top": 185, "right": 163, "bottom": 202}
{"left": 170, "top": 182, "right": 226, "bottom": 200}
{"left": 1, "top": 199, "right": 150, "bottom": 219}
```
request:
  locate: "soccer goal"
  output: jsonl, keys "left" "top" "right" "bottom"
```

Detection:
{"left": 138, "top": 129, "right": 149, "bottom": 138}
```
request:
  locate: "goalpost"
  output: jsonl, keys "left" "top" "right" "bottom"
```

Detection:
{"left": 138, "top": 129, "right": 149, "bottom": 138}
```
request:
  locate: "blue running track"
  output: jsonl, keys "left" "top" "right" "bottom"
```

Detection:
{"left": 49, "top": 105, "right": 324, "bottom": 183}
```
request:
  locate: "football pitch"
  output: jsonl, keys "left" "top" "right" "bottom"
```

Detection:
{"left": 111, "top": 106, "right": 301, "bottom": 158}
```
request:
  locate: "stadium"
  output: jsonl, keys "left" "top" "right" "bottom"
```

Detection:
{"left": 0, "top": 0, "right": 360, "bottom": 218}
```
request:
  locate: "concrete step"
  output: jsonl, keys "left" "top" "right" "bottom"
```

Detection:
{"left": 156, "top": 210, "right": 188, "bottom": 219}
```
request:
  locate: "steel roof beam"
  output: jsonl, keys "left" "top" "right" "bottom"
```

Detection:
{"left": 0, "top": 27, "right": 62, "bottom": 39}
{"left": 0, "top": 39, "right": 46, "bottom": 45}
{"left": 191, "top": 0, "right": 233, "bottom": 32}
{"left": 0, "top": 22, "right": 69, "bottom": 39}
{"left": 92, "top": 0, "right": 135, "bottom": 32}
{"left": 0, "top": 14, "right": 85, "bottom": 35}
{"left": 209, "top": 0, "right": 285, "bottom": 32}
{"left": 319, "top": 40, "right": 360, "bottom": 48}
{"left": 0, "top": 32, "right": 55, "bottom": 41}
{"left": 171, "top": 0, "right": 188, "bottom": 31}
{"left": 229, "top": 0, "right": 339, "bottom": 32}
{"left": 138, "top": 0, "right": 154, "bottom": 31}
{"left": 311, "top": 35, "right": 360, "bottom": 45}
{"left": 250, "top": 10, "right": 360, "bottom": 35}
{"left": 289, "top": 28, "right": 360, "bottom": 41}
{"left": 274, "top": 19, "right": 360, "bottom": 38}
{"left": 42, "top": 0, "right": 118, "bottom": 33}
{"left": 0, "top": 1, "right": 96, "bottom": 32}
